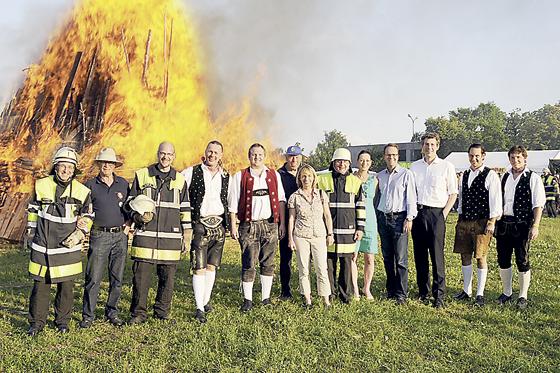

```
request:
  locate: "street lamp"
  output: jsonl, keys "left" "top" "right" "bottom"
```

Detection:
{"left": 407, "top": 114, "right": 418, "bottom": 141}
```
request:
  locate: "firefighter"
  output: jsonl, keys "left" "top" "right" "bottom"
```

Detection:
{"left": 128, "top": 142, "right": 192, "bottom": 324}
{"left": 542, "top": 168, "right": 557, "bottom": 218}
{"left": 26, "top": 146, "right": 93, "bottom": 336}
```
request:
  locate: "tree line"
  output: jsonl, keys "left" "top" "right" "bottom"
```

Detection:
{"left": 307, "top": 101, "right": 560, "bottom": 170}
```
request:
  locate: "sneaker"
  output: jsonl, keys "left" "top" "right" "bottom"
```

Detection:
{"left": 240, "top": 299, "right": 253, "bottom": 312}
{"left": 302, "top": 302, "right": 313, "bottom": 310}
{"left": 474, "top": 295, "right": 485, "bottom": 307}
{"left": 262, "top": 298, "right": 272, "bottom": 306}
{"left": 453, "top": 291, "right": 471, "bottom": 301}
{"left": 79, "top": 319, "right": 93, "bottom": 329}
{"left": 517, "top": 297, "right": 528, "bottom": 310}
{"left": 497, "top": 293, "right": 513, "bottom": 305}
{"left": 204, "top": 303, "right": 214, "bottom": 313}
{"left": 194, "top": 309, "right": 207, "bottom": 323}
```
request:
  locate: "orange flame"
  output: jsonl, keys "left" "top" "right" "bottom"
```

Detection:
{"left": 0, "top": 0, "right": 281, "bottom": 194}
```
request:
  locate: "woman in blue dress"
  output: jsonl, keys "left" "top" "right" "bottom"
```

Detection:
{"left": 351, "top": 150, "right": 378, "bottom": 300}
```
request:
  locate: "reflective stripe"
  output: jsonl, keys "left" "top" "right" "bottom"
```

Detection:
{"left": 180, "top": 202, "right": 190, "bottom": 208}
{"left": 37, "top": 210, "right": 78, "bottom": 224}
{"left": 31, "top": 242, "right": 82, "bottom": 254}
{"left": 158, "top": 201, "right": 180, "bottom": 208}
{"left": 130, "top": 246, "right": 181, "bottom": 261}
{"left": 333, "top": 228, "right": 355, "bottom": 235}
{"left": 28, "top": 222, "right": 37, "bottom": 228}
{"left": 356, "top": 201, "right": 366, "bottom": 207}
{"left": 28, "top": 203, "right": 40, "bottom": 210}
{"left": 28, "top": 212, "right": 38, "bottom": 222}
{"left": 181, "top": 211, "right": 191, "bottom": 221}
{"left": 329, "top": 202, "right": 355, "bottom": 208}
{"left": 29, "top": 261, "right": 47, "bottom": 277}
{"left": 50, "top": 262, "right": 82, "bottom": 279}
{"left": 357, "top": 221, "right": 366, "bottom": 227}
{"left": 327, "top": 243, "right": 356, "bottom": 254}
{"left": 357, "top": 209, "right": 367, "bottom": 219}
{"left": 135, "top": 230, "right": 183, "bottom": 239}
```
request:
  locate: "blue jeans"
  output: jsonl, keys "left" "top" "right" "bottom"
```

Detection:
{"left": 377, "top": 211, "right": 409, "bottom": 299}
{"left": 82, "top": 230, "right": 128, "bottom": 321}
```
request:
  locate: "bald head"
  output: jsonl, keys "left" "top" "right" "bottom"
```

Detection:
{"left": 157, "top": 142, "right": 175, "bottom": 171}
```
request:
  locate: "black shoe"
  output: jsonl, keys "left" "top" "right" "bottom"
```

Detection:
{"left": 240, "top": 299, "right": 253, "bottom": 312}
{"left": 262, "top": 298, "right": 272, "bottom": 306}
{"left": 497, "top": 293, "right": 513, "bottom": 305}
{"left": 107, "top": 317, "right": 124, "bottom": 327}
{"left": 279, "top": 292, "right": 293, "bottom": 301}
{"left": 396, "top": 297, "right": 407, "bottom": 305}
{"left": 128, "top": 316, "right": 147, "bottom": 325}
{"left": 27, "top": 326, "right": 42, "bottom": 337}
{"left": 453, "top": 291, "right": 471, "bottom": 301}
{"left": 474, "top": 295, "right": 485, "bottom": 307}
{"left": 517, "top": 297, "right": 528, "bottom": 310}
{"left": 57, "top": 325, "right": 70, "bottom": 334}
{"left": 204, "top": 303, "right": 213, "bottom": 313}
{"left": 418, "top": 294, "right": 430, "bottom": 304}
{"left": 79, "top": 319, "right": 93, "bottom": 329}
{"left": 194, "top": 309, "right": 207, "bottom": 323}
{"left": 433, "top": 298, "right": 445, "bottom": 309}
{"left": 329, "top": 294, "right": 336, "bottom": 303}
{"left": 386, "top": 293, "right": 397, "bottom": 300}
{"left": 302, "top": 302, "right": 313, "bottom": 310}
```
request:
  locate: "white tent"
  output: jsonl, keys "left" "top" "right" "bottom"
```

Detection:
{"left": 445, "top": 150, "right": 560, "bottom": 174}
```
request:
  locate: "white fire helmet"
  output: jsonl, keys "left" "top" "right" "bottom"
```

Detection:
{"left": 129, "top": 195, "right": 156, "bottom": 215}
{"left": 52, "top": 146, "right": 78, "bottom": 166}
{"left": 331, "top": 148, "right": 352, "bottom": 162}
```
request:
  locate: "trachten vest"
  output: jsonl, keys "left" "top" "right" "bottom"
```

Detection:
{"left": 502, "top": 171, "right": 533, "bottom": 223}
{"left": 130, "top": 164, "right": 191, "bottom": 264}
{"left": 27, "top": 176, "right": 93, "bottom": 283}
{"left": 237, "top": 167, "right": 280, "bottom": 223}
{"left": 188, "top": 164, "right": 229, "bottom": 227}
{"left": 317, "top": 172, "right": 365, "bottom": 254}
{"left": 461, "top": 167, "right": 490, "bottom": 221}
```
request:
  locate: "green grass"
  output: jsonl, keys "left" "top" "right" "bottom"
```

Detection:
{"left": 1, "top": 214, "right": 559, "bottom": 372}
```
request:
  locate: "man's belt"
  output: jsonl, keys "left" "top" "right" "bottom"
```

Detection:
{"left": 199, "top": 216, "right": 223, "bottom": 229}
{"left": 383, "top": 211, "right": 406, "bottom": 219}
{"left": 92, "top": 225, "right": 123, "bottom": 233}
{"left": 417, "top": 204, "right": 442, "bottom": 210}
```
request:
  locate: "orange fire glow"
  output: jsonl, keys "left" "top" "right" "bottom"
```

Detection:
{"left": 0, "top": 0, "right": 281, "bottom": 193}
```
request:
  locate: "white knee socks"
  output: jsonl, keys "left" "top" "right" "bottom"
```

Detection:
{"left": 462, "top": 265, "right": 473, "bottom": 295}
{"left": 499, "top": 267, "right": 513, "bottom": 296}
{"left": 192, "top": 274, "right": 206, "bottom": 311}
{"left": 204, "top": 270, "right": 216, "bottom": 306}
{"left": 519, "top": 270, "right": 531, "bottom": 299}
{"left": 260, "top": 275, "right": 273, "bottom": 301}
{"left": 476, "top": 268, "right": 487, "bottom": 297}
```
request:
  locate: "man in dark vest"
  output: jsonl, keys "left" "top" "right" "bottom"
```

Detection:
{"left": 229, "top": 143, "right": 286, "bottom": 312}
{"left": 277, "top": 143, "right": 302, "bottom": 299}
{"left": 128, "top": 142, "right": 192, "bottom": 324}
{"left": 181, "top": 141, "right": 229, "bottom": 323}
{"left": 541, "top": 168, "right": 557, "bottom": 218}
{"left": 495, "top": 145, "right": 545, "bottom": 309}
{"left": 452, "top": 144, "right": 502, "bottom": 307}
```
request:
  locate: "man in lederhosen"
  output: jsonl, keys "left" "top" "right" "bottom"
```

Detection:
{"left": 182, "top": 141, "right": 230, "bottom": 323}
{"left": 495, "top": 145, "right": 545, "bottom": 309}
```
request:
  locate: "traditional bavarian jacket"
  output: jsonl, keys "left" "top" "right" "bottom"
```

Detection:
{"left": 27, "top": 175, "right": 93, "bottom": 283}
{"left": 317, "top": 171, "right": 365, "bottom": 254}
{"left": 182, "top": 164, "right": 230, "bottom": 228}
{"left": 458, "top": 166, "right": 502, "bottom": 221}
{"left": 129, "top": 164, "right": 191, "bottom": 264}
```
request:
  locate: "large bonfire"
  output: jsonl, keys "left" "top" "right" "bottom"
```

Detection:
{"left": 0, "top": 0, "right": 277, "bottom": 240}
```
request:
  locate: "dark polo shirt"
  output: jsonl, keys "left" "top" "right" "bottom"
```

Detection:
{"left": 85, "top": 174, "right": 130, "bottom": 228}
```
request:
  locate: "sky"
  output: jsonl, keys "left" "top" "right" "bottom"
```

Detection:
{"left": 1, "top": 0, "right": 559, "bottom": 153}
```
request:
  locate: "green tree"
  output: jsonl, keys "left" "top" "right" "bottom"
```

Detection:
{"left": 308, "top": 130, "right": 350, "bottom": 170}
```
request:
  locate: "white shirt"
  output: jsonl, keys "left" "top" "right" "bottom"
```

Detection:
{"left": 228, "top": 166, "right": 286, "bottom": 220}
{"left": 457, "top": 165, "right": 503, "bottom": 219}
{"left": 502, "top": 167, "right": 546, "bottom": 216}
{"left": 410, "top": 156, "right": 458, "bottom": 208}
{"left": 181, "top": 164, "right": 228, "bottom": 217}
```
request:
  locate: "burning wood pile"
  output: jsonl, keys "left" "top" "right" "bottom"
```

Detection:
{"left": 0, "top": 0, "right": 273, "bottom": 242}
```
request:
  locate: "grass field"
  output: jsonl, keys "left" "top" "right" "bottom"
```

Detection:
{"left": 0, "top": 214, "right": 559, "bottom": 372}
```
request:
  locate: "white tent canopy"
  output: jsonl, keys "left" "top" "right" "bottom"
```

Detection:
{"left": 445, "top": 150, "right": 560, "bottom": 174}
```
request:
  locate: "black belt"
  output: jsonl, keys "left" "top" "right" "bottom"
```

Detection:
{"left": 92, "top": 225, "right": 123, "bottom": 233}
{"left": 383, "top": 211, "right": 406, "bottom": 219}
{"left": 417, "top": 204, "right": 442, "bottom": 210}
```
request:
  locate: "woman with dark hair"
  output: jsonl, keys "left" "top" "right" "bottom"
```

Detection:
{"left": 288, "top": 164, "right": 334, "bottom": 307}
{"left": 352, "top": 150, "right": 378, "bottom": 300}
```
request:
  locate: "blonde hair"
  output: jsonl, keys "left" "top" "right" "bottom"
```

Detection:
{"left": 296, "top": 163, "right": 318, "bottom": 189}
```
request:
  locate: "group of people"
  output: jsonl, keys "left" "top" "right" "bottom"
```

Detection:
{"left": 24, "top": 133, "right": 546, "bottom": 336}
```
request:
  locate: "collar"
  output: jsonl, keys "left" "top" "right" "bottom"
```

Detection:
{"left": 468, "top": 165, "right": 486, "bottom": 173}
{"left": 250, "top": 166, "right": 269, "bottom": 177}
{"left": 422, "top": 156, "right": 441, "bottom": 165}
{"left": 96, "top": 173, "right": 119, "bottom": 183}
{"left": 507, "top": 167, "right": 530, "bottom": 177}
{"left": 148, "top": 163, "right": 177, "bottom": 179}
{"left": 279, "top": 163, "right": 299, "bottom": 175}
{"left": 201, "top": 163, "right": 225, "bottom": 177}
{"left": 384, "top": 164, "right": 402, "bottom": 174}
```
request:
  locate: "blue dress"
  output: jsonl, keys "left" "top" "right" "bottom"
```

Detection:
{"left": 356, "top": 175, "right": 378, "bottom": 254}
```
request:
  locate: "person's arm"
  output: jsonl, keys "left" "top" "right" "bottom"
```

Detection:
{"left": 228, "top": 172, "right": 241, "bottom": 240}
{"left": 404, "top": 170, "right": 417, "bottom": 233}
{"left": 530, "top": 207, "right": 543, "bottom": 240}
{"left": 354, "top": 184, "right": 365, "bottom": 241}
{"left": 529, "top": 172, "right": 547, "bottom": 240}
{"left": 322, "top": 191, "right": 334, "bottom": 246}
{"left": 486, "top": 170, "right": 503, "bottom": 235}
{"left": 179, "top": 179, "right": 192, "bottom": 252}
{"left": 276, "top": 171, "right": 287, "bottom": 239}
{"left": 443, "top": 163, "right": 458, "bottom": 219}
{"left": 288, "top": 207, "right": 296, "bottom": 250}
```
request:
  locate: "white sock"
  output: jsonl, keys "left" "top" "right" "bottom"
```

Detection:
{"left": 476, "top": 268, "right": 488, "bottom": 297}
{"left": 242, "top": 281, "right": 254, "bottom": 301}
{"left": 204, "top": 270, "right": 216, "bottom": 306}
{"left": 462, "top": 264, "right": 473, "bottom": 296}
{"left": 260, "top": 275, "right": 273, "bottom": 301}
{"left": 499, "top": 267, "right": 513, "bottom": 296}
{"left": 192, "top": 274, "right": 206, "bottom": 311}
{"left": 518, "top": 270, "right": 531, "bottom": 299}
